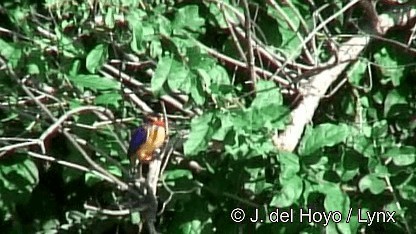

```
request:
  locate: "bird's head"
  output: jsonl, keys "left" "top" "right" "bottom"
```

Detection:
{"left": 145, "top": 114, "right": 165, "bottom": 127}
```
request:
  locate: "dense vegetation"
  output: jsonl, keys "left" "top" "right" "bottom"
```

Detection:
{"left": 1, "top": 0, "right": 416, "bottom": 233}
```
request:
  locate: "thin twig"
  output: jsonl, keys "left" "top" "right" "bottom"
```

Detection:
{"left": 39, "top": 106, "right": 113, "bottom": 142}
{"left": 0, "top": 94, "right": 47, "bottom": 106}
{"left": 103, "top": 64, "right": 195, "bottom": 116}
{"left": 273, "top": 3, "right": 416, "bottom": 152}
{"left": 222, "top": 5, "right": 247, "bottom": 62}
{"left": 272, "top": 0, "right": 361, "bottom": 78}
{"left": 266, "top": 0, "right": 315, "bottom": 64}
{"left": 28, "top": 151, "right": 117, "bottom": 184}
{"left": 323, "top": 77, "right": 347, "bottom": 98}
{"left": 286, "top": 0, "right": 310, "bottom": 35}
{"left": 98, "top": 70, "right": 154, "bottom": 113}
{"left": 241, "top": 0, "right": 257, "bottom": 91}
{"left": 189, "top": 36, "right": 290, "bottom": 86}
{"left": 84, "top": 203, "right": 130, "bottom": 216}
{"left": 217, "top": 1, "right": 314, "bottom": 71}
{"left": 0, "top": 141, "right": 40, "bottom": 155}
{"left": 17, "top": 75, "right": 135, "bottom": 194}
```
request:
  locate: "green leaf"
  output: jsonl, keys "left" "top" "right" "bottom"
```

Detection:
{"left": 207, "top": 1, "right": 238, "bottom": 29}
{"left": 267, "top": 6, "right": 301, "bottom": 57}
{"left": 352, "top": 136, "right": 376, "bottom": 157}
{"left": 107, "top": 165, "right": 122, "bottom": 177}
{"left": 190, "top": 74, "right": 206, "bottom": 105}
{"left": 228, "top": 109, "right": 253, "bottom": 132}
{"left": 251, "top": 103, "right": 289, "bottom": 130}
{"left": 251, "top": 80, "right": 283, "bottom": 108}
{"left": 85, "top": 172, "right": 104, "bottom": 186}
{"left": 372, "top": 90, "right": 384, "bottom": 105}
{"left": 384, "top": 89, "right": 408, "bottom": 118}
{"left": 0, "top": 39, "right": 21, "bottom": 68}
{"left": 155, "top": 15, "right": 172, "bottom": 37}
{"left": 358, "top": 174, "right": 386, "bottom": 194}
{"left": 399, "top": 185, "right": 416, "bottom": 202}
{"left": 164, "top": 169, "right": 193, "bottom": 181}
{"left": 278, "top": 152, "right": 300, "bottom": 180}
{"left": 324, "top": 185, "right": 350, "bottom": 215}
{"left": 168, "top": 197, "right": 212, "bottom": 232}
{"left": 279, "top": 26, "right": 301, "bottom": 56}
{"left": 186, "top": 47, "right": 216, "bottom": 70}
{"left": 95, "top": 93, "right": 122, "bottom": 108}
{"left": 167, "top": 63, "right": 192, "bottom": 93}
{"left": 253, "top": 141, "right": 276, "bottom": 157}
{"left": 171, "top": 37, "right": 196, "bottom": 55}
{"left": 41, "top": 219, "right": 60, "bottom": 232}
{"left": 0, "top": 157, "right": 39, "bottom": 192}
{"left": 244, "top": 168, "right": 271, "bottom": 194}
{"left": 371, "top": 120, "right": 388, "bottom": 138}
{"left": 131, "top": 211, "right": 141, "bottom": 224}
{"left": 212, "top": 112, "right": 233, "bottom": 141}
{"left": 323, "top": 186, "right": 353, "bottom": 234}
{"left": 270, "top": 175, "right": 302, "bottom": 207}
{"left": 384, "top": 201, "right": 403, "bottom": 216}
{"left": 105, "top": 7, "right": 115, "bottom": 28}
{"left": 374, "top": 164, "right": 389, "bottom": 177}
{"left": 70, "top": 74, "right": 119, "bottom": 90}
{"left": 208, "top": 65, "right": 234, "bottom": 100}
{"left": 374, "top": 47, "right": 406, "bottom": 86}
{"left": 152, "top": 56, "right": 194, "bottom": 94}
{"left": 347, "top": 59, "right": 367, "bottom": 87}
{"left": 0, "top": 156, "right": 39, "bottom": 205}
{"left": 184, "top": 113, "right": 215, "bottom": 156}
{"left": 173, "top": 5, "right": 205, "bottom": 34}
{"left": 179, "top": 220, "right": 204, "bottom": 234}
{"left": 150, "top": 39, "right": 162, "bottom": 58}
{"left": 209, "top": 65, "right": 230, "bottom": 86}
{"left": 127, "top": 11, "right": 145, "bottom": 53}
{"left": 86, "top": 44, "right": 108, "bottom": 73}
{"left": 58, "top": 36, "right": 84, "bottom": 58}
{"left": 383, "top": 146, "right": 415, "bottom": 166}
{"left": 69, "top": 60, "right": 81, "bottom": 76}
{"left": 27, "top": 63, "right": 40, "bottom": 75}
{"left": 151, "top": 56, "right": 173, "bottom": 94}
{"left": 298, "top": 123, "right": 350, "bottom": 156}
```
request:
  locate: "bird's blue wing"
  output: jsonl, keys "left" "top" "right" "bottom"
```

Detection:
{"left": 128, "top": 126, "right": 147, "bottom": 157}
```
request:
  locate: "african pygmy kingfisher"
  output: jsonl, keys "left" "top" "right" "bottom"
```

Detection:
{"left": 127, "top": 115, "right": 166, "bottom": 166}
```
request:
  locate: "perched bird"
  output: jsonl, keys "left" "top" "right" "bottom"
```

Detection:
{"left": 127, "top": 115, "right": 166, "bottom": 166}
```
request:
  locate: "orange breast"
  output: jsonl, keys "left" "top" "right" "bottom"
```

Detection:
{"left": 136, "top": 125, "right": 166, "bottom": 163}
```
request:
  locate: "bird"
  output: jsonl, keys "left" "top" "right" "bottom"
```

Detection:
{"left": 127, "top": 115, "right": 166, "bottom": 167}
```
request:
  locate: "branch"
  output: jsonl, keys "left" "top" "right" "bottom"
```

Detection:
{"left": 190, "top": 36, "right": 290, "bottom": 86}
{"left": 266, "top": 0, "right": 315, "bottom": 64}
{"left": 273, "top": 5, "right": 416, "bottom": 152}
{"left": 39, "top": 106, "right": 113, "bottom": 141}
{"left": 241, "top": 0, "right": 257, "bottom": 90}
{"left": 102, "top": 64, "right": 196, "bottom": 116}
{"left": 273, "top": 0, "right": 361, "bottom": 77}
{"left": 28, "top": 151, "right": 117, "bottom": 184}
{"left": 84, "top": 203, "right": 130, "bottom": 216}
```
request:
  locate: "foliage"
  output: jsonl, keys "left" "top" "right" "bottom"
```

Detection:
{"left": 0, "top": 0, "right": 416, "bottom": 233}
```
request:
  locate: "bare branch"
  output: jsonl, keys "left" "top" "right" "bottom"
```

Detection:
{"left": 39, "top": 106, "right": 114, "bottom": 141}
{"left": 266, "top": 0, "right": 315, "bottom": 64}
{"left": 241, "top": 0, "right": 257, "bottom": 90}
{"left": 28, "top": 151, "right": 117, "bottom": 184}
{"left": 84, "top": 203, "right": 130, "bottom": 216}
{"left": 190, "top": 37, "right": 291, "bottom": 86}
{"left": 102, "top": 64, "right": 196, "bottom": 116}
{"left": 273, "top": 36, "right": 369, "bottom": 152}
{"left": 273, "top": 6, "right": 416, "bottom": 152}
